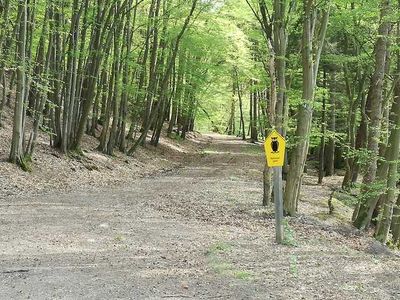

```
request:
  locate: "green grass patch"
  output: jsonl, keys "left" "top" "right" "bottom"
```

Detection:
{"left": 242, "top": 146, "right": 263, "bottom": 155}
{"left": 289, "top": 255, "right": 298, "bottom": 278}
{"left": 334, "top": 191, "right": 358, "bottom": 207}
{"left": 168, "top": 132, "right": 184, "bottom": 141}
{"left": 206, "top": 242, "right": 253, "bottom": 280}
{"left": 282, "top": 220, "right": 298, "bottom": 247}
{"left": 233, "top": 270, "right": 253, "bottom": 280}
{"left": 19, "top": 155, "right": 32, "bottom": 172}
{"left": 211, "top": 262, "right": 232, "bottom": 273}
{"left": 210, "top": 261, "right": 253, "bottom": 280}
{"left": 206, "top": 242, "right": 232, "bottom": 255}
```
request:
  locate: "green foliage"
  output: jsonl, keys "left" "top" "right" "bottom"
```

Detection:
{"left": 206, "top": 241, "right": 254, "bottom": 280}
{"left": 19, "top": 155, "right": 32, "bottom": 173}
{"left": 342, "top": 147, "right": 374, "bottom": 171}
{"left": 282, "top": 220, "right": 298, "bottom": 247}
{"left": 333, "top": 191, "right": 359, "bottom": 207}
{"left": 190, "top": 0, "right": 267, "bottom": 133}
{"left": 357, "top": 180, "right": 387, "bottom": 210}
{"left": 289, "top": 255, "right": 298, "bottom": 278}
{"left": 205, "top": 242, "right": 232, "bottom": 256}
{"left": 168, "top": 132, "right": 184, "bottom": 141}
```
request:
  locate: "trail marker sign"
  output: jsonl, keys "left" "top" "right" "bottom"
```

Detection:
{"left": 264, "top": 130, "right": 286, "bottom": 167}
{"left": 264, "top": 129, "right": 286, "bottom": 244}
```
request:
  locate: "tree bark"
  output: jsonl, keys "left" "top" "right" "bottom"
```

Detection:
{"left": 284, "top": 1, "right": 330, "bottom": 216}
{"left": 375, "top": 21, "right": 400, "bottom": 243}
{"left": 9, "top": 0, "right": 28, "bottom": 165}
{"left": 318, "top": 81, "right": 326, "bottom": 184}
{"left": 325, "top": 77, "right": 335, "bottom": 176}
{"left": 353, "top": 0, "right": 391, "bottom": 230}
{"left": 235, "top": 68, "right": 246, "bottom": 140}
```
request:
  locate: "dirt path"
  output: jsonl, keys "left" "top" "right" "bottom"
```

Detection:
{"left": 1, "top": 135, "right": 399, "bottom": 299}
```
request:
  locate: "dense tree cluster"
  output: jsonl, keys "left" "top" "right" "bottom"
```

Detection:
{"left": 242, "top": 0, "right": 400, "bottom": 246}
{"left": 0, "top": 0, "right": 209, "bottom": 161}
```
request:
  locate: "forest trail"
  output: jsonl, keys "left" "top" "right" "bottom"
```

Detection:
{"left": 1, "top": 134, "right": 400, "bottom": 300}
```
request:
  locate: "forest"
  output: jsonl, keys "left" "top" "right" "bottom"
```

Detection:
{"left": 1, "top": 0, "right": 400, "bottom": 251}
{"left": 2, "top": 0, "right": 400, "bottom": 297}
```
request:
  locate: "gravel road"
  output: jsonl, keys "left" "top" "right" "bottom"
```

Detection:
{"left": 1, "top": 135, "right": 399, "bottom": 299}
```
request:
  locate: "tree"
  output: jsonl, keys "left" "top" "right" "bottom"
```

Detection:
{"left": 352, "top": 0, "right": 391, "bottom": 230}
{"left": 374, "top": 16, "right": 400, "bottom": 243}
{"left": 9, "top": 0, "right": 28, "bottom": 165}
{"left": 283, "top": 0, "right": 330, "bottom": 216}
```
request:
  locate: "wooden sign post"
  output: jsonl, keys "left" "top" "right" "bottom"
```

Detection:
{"left": 264, "top": 130, "right": 286, "bottom": 244}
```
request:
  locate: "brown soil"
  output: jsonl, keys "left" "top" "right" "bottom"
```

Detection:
{"left": 1, "top": 114, "right": 400, "bottom": 299}
{"left": 0, "top": 106, "right": 205, "bottom": 198}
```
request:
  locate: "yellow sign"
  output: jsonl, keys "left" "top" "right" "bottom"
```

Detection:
{"left": 264, "top": 130, "right": 286, "bottom": 167}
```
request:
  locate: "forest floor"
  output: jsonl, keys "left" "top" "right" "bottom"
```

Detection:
{"left": 0, "top": 106, "right": 204, "bottom": 198}
{"left": 1, "top": 129, "right": 400, "bottom": 299}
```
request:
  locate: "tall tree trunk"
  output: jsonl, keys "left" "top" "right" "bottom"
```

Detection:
{"left": 325, "top": 74, "right": 336, "bottom": 176}
{"left": 391, "top": 194, "right": 400, "bottom": 245}
{"left": 51, "top": 3, "right": 63, "bottom": 148}
{"left": 106, "top": 20, "right": 123, "bottom": 156}
{"left": 273, "top": 0, "right": 288, "bottom": 132}
{"left": 118, "top": 0, "right": 136, "bottom": 152}
{"left": 0, "top": 0, "right": 12, "bottom": 127}
{"left": 10, "top": 0, "right": 28, "bottom": 165}
{"left": 234, "top": 68, "right": 246, "bottom": 140}
{"left": 25, "top": 0, "right": 51, "bottom": 156}
{"left": 350, "top": 91, "right": 368, "bottom": 185}
{"left": 62, "top": 0, "right": 81, "bottom": 152}
{"left": 168, "top": 53, "right": 185, "bottom": 136}
{"left": 251, "top": 85, "right": 258, "bottom": 142}
{"left": 142, "top": 0, "right": 161, "bottom": 132}
{"left": 227, "top": 75, "right": 236, "bottom": 135}
{"left": 375, "top": 21, "right": 400, "bottom": 243}
{"left": 318, "top": 72, "right": 327, "bottom": 184}
{"left": 284, "top": 1, "right": 330, "bottom": 216}
{"left": 73, "top": 0, "right": 119, "bottom": 151}
{"left": 353, "top": 0, "right": 391, "bottom": 230}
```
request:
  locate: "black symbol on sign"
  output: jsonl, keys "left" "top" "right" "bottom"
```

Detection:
{"left": 271, "top": 137, "right": 279, "bottom": 153}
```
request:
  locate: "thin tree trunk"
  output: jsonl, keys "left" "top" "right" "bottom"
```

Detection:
{"left": 318, "top": 72, "right": 327, "bottom": 184}
{"left": 325, "top": 76, "right": 336, "bottom": 176}
{"left": 227, "top": 75, "right": 236, "bottom": 135}
{"left": 168, "top": 56, "right": 184, "bottom": 136}
{"left": 234, "top": 68, "right": 245, "bottom": 140}
{"left": 10, "top": 0, "right": 28, "bottom": 165}
{"left": 251, "top": 86, "right": 258, "bottom": 142}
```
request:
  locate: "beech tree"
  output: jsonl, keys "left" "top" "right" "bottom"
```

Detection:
{"left": 9, "top": 0, "right": 28, "bottom": 166}
{"left": 352, "top": 0, "right": 391, "bottom": 230}
{"left": 284, "top": 0, "right": 330, "bottom": 216}
{"left": 2, "top": 0, "right": 400, "bottom": 246}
